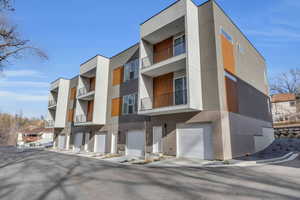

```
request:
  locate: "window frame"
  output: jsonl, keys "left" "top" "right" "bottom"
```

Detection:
{"left": 173, "top": 76, "right": 187, "bottom": 106}
{"left": 173, "top": 34, "right": 186, "bottom": 57}
{"left": 122, "top": 93, "right": 137, "bottom": 115}
{"left": 124, "top": 58, "right": 139, "bottom": 82}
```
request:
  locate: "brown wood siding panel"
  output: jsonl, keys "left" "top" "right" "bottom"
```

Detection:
{"left": 112, "top": 66, "right": 124, "bottom": 86}
{"left": 225, "top": 77, "right": 239, "bottom": 113}
{"left": 90, "top": 77, "right": 96, "bottom": 91}
{"left": 67, "top": 109, "right": 74, "bottom": 122}
{"left": 153, "top": 73, "right": 174, "bottom": 108}
{"left": 111, "top": 98, "right": 122, "bottom": 117}
{"left": 153, "top": 37, "right": 173, "bottom": 64}
{"left": 221, "top": 35, "right": 236, "bottom": 75}
{"left": 87, "top": 100, "right": 94, "bottom": 122}
{"left": 70, "top": 88, "right": 76, "bottom": 100}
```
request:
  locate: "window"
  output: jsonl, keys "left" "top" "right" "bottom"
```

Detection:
{"left": 173, "top": 35, "right": 186, "bottom": 56}
{"left": 290, "top": 101, "right": 296, "bottom": 107}
{"left": 174, "top": 77, "right": 187, "bottom": 105}
{"left": 237, "top": 43, "right": 244, "bottom": 54}
{"left": 122, "top": 93, "right": 137, "bottom": 115}
{"left": 220, "top": 28, "right": 233, "bottom": 42}
{"left": 124, "top": 58, "right": 139, "bottom": 82}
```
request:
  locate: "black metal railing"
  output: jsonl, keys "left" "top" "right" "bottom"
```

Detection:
{"left": 141, "top": 42, "right": 186, "bottom": 69}
{"left": 75, "top": 114, "right": 87, "bottom": 124}
{"left": 45, "top": 120, "right": 54, "bottom": 128}
{"left": 48, "top": 100, "right": 57, "bottom": 107}
{"left": 140, "top": 89, "right": 187, "bottom": 111}
{"left": 77, "top": 86, "right": 95, "bottom": 98}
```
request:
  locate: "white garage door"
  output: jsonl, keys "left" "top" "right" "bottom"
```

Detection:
{"left": 74, "top": 133, "right": 83, "bottom": 153}
{"left": 177, "top": 123, "right": 214, "bottom": 160}
{"left": 58, "top": 135, "right": 65, "bottom": 149}
{"left": 94, "top": 134, "right": 107, "bottom": 153}
{"left": 126, "top": 130, "right": 145, "bottom": 157}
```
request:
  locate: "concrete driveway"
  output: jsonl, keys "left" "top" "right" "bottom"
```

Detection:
{"left": 0, "top": 147, "right": 300, "bottom": 200}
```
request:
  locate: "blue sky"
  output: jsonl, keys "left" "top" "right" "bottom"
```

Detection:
{"left": 0, "top": 0, "right": 299, "bottom": 118}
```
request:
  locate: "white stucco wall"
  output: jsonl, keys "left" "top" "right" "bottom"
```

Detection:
{"left": 141, "top": 0, "right": 186, "bottom": 38}
{"left": 54, "top": 79, "right": 70, "bottom": 128}
{"left": 93, "top": 56, "right": 110, "bottom": 125}
{"left": 185, "top": 0, "right": 202, "bottom": 111}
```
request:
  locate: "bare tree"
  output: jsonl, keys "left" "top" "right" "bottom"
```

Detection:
{"left": 0, "top": 0, "right": 47, "bottom": 70}
{"left": 270, "top": 68, "right": 300, "bottom": 94}
{"left": 0, "top": 0, "right": 14, "bottom": 11}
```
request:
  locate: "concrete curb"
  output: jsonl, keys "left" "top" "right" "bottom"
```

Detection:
{"left": 256, "top": 152, "right": 294, "bottom": 164}
{"left": 47, "top": 149, "right": 298, "bottom": 168}
{"left": 145, "top": 152, "right": 298, "bottom": 168}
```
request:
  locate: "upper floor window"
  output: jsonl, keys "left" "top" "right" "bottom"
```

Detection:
{"left": 173, "top": 35, "right": 186, "bottom": 56}
{"left": 122, "top": 93, "right": 137, "bottom": 115}
{"left": 124, "top": 58, "right": 139, "bottom": 82}
{"left": 220, "top": 28, "right": 233, "bottom": 43}
{"left": 290, "top": 101, "right": 296, "bottom": 107}
{"left": 237, "top": 43, "right": 245, "bottom": 54}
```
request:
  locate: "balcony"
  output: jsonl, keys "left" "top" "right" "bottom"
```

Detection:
{"left": 74, "top": 114, "right": 93, "bottom": 126}
{"left": 77, "top": 87, "right": 95, "bottom": 100}
{"left": 141, "top": 42, "right": 186, "bottom": 77}
{"left": 140, "top": 89, "right": 189, "bottom": 115}
{"left": 45, "top": 120, "right": 54, "bottom": 128}
{"left": 48, "top": 100, "right": 57, "bottom": 109}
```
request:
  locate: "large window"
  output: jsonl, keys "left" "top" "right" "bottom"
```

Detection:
{"left": 174, "top": 76, "right": 187, "bottom": 105}
{"left": 122, "top": 93, "right": 137, "bottom": 115}
{"left": 124, "top": 58, "right": 139, "bottom": 82}
{"left": 173, "top": 35, "right": 186, "bottom": 56}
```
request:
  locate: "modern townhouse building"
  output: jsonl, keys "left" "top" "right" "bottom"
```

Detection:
{"left": 47, "top": 0, "right": 274, "bottom": 160}
{"left": 46, "top": 77, "right": 78, "bottom": 149}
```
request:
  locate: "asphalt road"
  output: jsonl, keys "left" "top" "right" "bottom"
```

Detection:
{"left": 0, "top": 147, "right": 300, "bottom": 200}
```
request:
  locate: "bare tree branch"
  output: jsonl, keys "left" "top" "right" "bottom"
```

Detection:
{"left": 0, "top": 16, "right": 48, "bottom": 69}
{"left": 0, "top": 0, "right": 14, "bottom": 11}
{"left": 270, "top": 68, "right": 300, "bottom": 94}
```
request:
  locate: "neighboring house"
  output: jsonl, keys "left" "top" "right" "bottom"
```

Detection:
{"left": 271, "top": 93, "right": 297, "bottom": 123}
{"left": 46, "top": 0, "right": 273, "bottom": 160}
{"left": 17, "top": 127, "right": 54, "bottom": 147}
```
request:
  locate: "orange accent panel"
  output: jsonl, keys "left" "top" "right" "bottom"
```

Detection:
{"left": 153, "top": 73, "right": 174, "bottom": 108}
{"left": 87, "top": 100, "right": 94, "bottom": 122}
{"left": 153, "top": 37, "right": 173, "bottom": 64}
{"left": 112, "top": 66, "right": 124, "bottom": 86}
{"left": 67, "top": 109, "right": 74, "bottom": 122}
{"left": 221, "top": 35, "right": 236, "bottom": 75}
{"left": 90, "top": 77, "right": 96, "bottom": 91}
{"left": 111, "top": 97, "right": 122, "bottom": 117}
{"left": 225, "top": 76, "right": 239, "bottom": 113}
{"left": 70, "top": 87, "right": 76, "bottom": 100}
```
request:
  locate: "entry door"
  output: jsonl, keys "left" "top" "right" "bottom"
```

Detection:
{"left": 126, "top": 130, "right": 145, "bottom": 157}
{"left": 153, "top": 126, "right": 163, "bottom": 153}
{"left": 58, "top": 135, "right": 65, "bottom": 149}
{"left": 94, "top": 134, "right": 106, "bottom": 153}
{"left": 74, "top": 133, "right": 83, "bottom": 152}
{"left": 84, "top": 133, "right": 90, "bottom": 152}
{"left": 111, "top": 133, "right": 117, "bottom": 154}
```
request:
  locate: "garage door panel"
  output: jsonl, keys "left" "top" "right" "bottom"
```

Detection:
{"left": 58, "top": 135, "right": 65, "bottom": 149}
{"left": 177, "top": 124, "right": 213, "bottom": 160}
{"left": 94, "top": 134, "right": 107, "bottom": 153}
{"left": 74, "top": 133, "right": 83, "bottom": 152}
{"left": 126, "top": 130, "right": 145, "bottom": 157}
